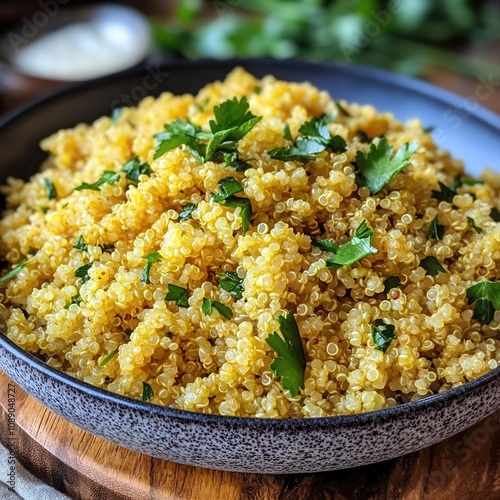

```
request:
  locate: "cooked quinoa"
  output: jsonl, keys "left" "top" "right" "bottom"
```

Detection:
{"left": 1, "top": 68, "right": 500, "bottom": 418}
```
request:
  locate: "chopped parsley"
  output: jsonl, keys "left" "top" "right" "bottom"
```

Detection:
{"left": 423, "top": 125, "right": 435, "bottom": 133}
{"left": 218, "top": 271, "right": 244, "bottom": 299}
{"left": 372, "top": 319, "right": 396, "bottom": 352}
{"left": 44, "top": 178, "right": 57, "bottom": 200}
{"left": 253, "top": 85, "right": 261, "bottom": 94}
{"left": 223, "top": 152, "right": 253, "bottom": 172}
{"left": 356, "top": 138, "right": 418, "bottom": 194}
{"left": 179, "top": 203, "right": 196, "bottom": 221}
{"left": 325, "top": 220, "right": 377, "bottom": 269}
{"left": 466, "top": 281, "right": 500, "bottom": 324}
{"left": 202, "top": 298, "right": 233, "bottom": 319}
{"left": 141, "top": 251, "right": 163, "bottom": 284}
{"left": 40, "top": 206, "right": 49, "bottom": 214}
{"left": 335, "top": 100, "right": 351, "bottom": 116}
{"left": 265, "top": 310, "right": 306, "bottom": 397}
{"left": 99, "top": 348, "right": 118, "bottom": 367}
{"left": 491, "top": 207, "right": 500, "bottom": 222}
{"left": 420, "top": 256, "right": 446, "bottom": 277}
{"left": 432, "top": 175, "right": 483, "bottom": 203}
{"left": 111, "top": 107, "right": 124, "bottom": 123}
{"left": 121, "top": 158, "right": 151, "bottom": 182}
{"left": 268, "top": 114, "right": 346, "bottom": 163}
{"left": 74, "top": 263, "right": 93, "bottom": 283}
{"left": 467, "top": 217, "right": 483, "bottom": 234}
{"left": 0, "top": 259, "right": 28, "bottom": 283}
{"left": 383, "top": 276, "right": 401, "bottom": 294}
{"left": 142, "top": 382, "right": 154, "bottom": 402}
{"left": 165, "top": 284, "right": 190, "bottom": 308}
{"left": 428, "top": 216, "right": 444, "bottom": 240}
{"left": 283, "top": 123, "right": 293, "bottom": 141}
{"left": 312, "top": 239, "right": 338, "bottom": 253}
{"left": 195, "top": 96, "right": 210, "bottom": 112}
{"left": 73, "top": 235, "right": 88, "bottom": 252}
{"left": 211, "top": 177, "right": 243, "bottom": 203}
{"left": 154, "top": 97, "right": 261, "bottom": 164}
{"left": 356, "top": 130, "right": 370, "bottom": 142}
{"left": 75, "top": 170, "right": 121, "bottom": 191}
{"left": 64, "top": 294, "right": 82, "bottom": 309}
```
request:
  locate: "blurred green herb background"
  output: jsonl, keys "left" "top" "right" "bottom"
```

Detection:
{"left": 151, "top": 0, "right": 500, "bottom": 79}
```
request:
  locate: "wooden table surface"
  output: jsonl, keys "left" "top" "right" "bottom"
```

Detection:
{"left": 1, "top": 41, "right": 500, "bottom": 500}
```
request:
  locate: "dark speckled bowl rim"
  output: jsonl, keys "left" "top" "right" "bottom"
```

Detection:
{"left": 1, "top": 58, "right": 500, "bottom": 429}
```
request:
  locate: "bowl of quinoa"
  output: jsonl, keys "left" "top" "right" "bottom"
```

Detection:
{"left": 0, "top": 60, "right": 499, "bottom": 473}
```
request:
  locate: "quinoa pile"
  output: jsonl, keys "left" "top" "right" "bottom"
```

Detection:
{"left": 1, "top": 68, "right": 499, "bottom": 418}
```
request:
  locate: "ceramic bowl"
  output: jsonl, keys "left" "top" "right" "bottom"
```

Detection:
{"left": 0, "top": 60, "right": 499, "bottom": 474}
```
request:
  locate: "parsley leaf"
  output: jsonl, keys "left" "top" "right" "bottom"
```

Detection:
{"left": 40, "top": 206, "right": 49, "bottom": 214}
{"left": 466, "top": 281, "right": 500, "bottom": 324}
{"left": 356, "top": 130, "right": 370, "bottom": 142}
{"left": 179, "top": 203, "right": 196, "bottom": 221}
{"left": 111, "top": 107, "right": 124, "bottom": 123}
{"left": 265, "top": 310, "right": 306, "bottom": 397}
{"left": 165, "top": 284, "right": 190, "bottom": 308}
{"left": 325, "top": 220, "right": 377, "bottom": 268}
{"left": 428, "top": 216, "right": 444, "bottom": 240}
{"left": 268, "top": 114, "right": 346, "bottom": 163}
{"left": 467, "top": 217, "right": 483, "bottom": 234}
{"left": 491, "top": 207, "right": 500, "bottom": 222}
{"left": 432, "top": 175, "right": 483, "bottom": 203}
{"left": 64, "top": 294, "right": 82, "bottom": 309}
{"left": 283, "top": 123, "right": 293, "bottom": 141}
{"left": 220, "top": 196, "right": 252, "bottom": 235}
{"left": 335, "top": 100, "right": 351, "bottom": 116}
{"left": 356, "top": 138, "right": 418, "bottom": 194}
{"left": 211, "top": 177, "right": 243, "bottom": 203}
{"left": 218, "top": 271, "right": 244, "bottom": 299}
{"left": 141, "top": 251, "right": 163, "bottom": 284}
{"left": 73, "top": 235, "right": 88, "bottom": 252}
{"left": 121, "top": 158, "right": 151, "bottom": 182}
{"left": 75, "top": 262, "right": 93, "bottom": 283}
{"left": 383, "top": 276, "right": 401, "bottom": 294}
{"left": 372, "top": 319, "right": 396, "bottom": 352}
{"left": 420, "top": 256, "right": 446, "bottom": 277}
{"left": 75, "top": 170, "right": 121, "bottom": 191}
{"left": 154, "top": 119, "right": 205, "bottom": 162}
{"left": 223, "top": 152, "right": 253, "bottom": 172}
{"left": 312, "top": 239, "right": 338, "bottom": 253}
{"left": 99, "top": 348, "right": 118, "bottom": 367}
{"left": 202, "top": 298, "right": 233, "bottom": 319}
{"left": 423, "top": 125, "right": 435, "bottom": 133}
{"left": 0, "top": 258, "right": 28, "bottom": 283}
{"left": 44, "top": 178, "right": 57, "bottom": 200}
{"left": 142, "top": 382, "right": 154, "bottom": 402}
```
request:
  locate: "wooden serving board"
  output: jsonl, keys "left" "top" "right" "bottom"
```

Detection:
{"left": 1, "top": 369, "right": 500, "bottom": 500}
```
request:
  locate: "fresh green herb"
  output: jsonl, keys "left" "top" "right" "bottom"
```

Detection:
{"left": 141, "top": 251, "right": 163, "bottom": 284}
{"left": 179, "top": 203, "right": 196, "bottom": 221}
{"left": 356, "top": 138, "right": 418, "bottom": 194}
{"left": 265, "top": 310, "right": 306, "bottom": 397}
{"left": 121, "top": 158, "right": 151, "bottom": 182}
{"left": 75, "top": 170, "right": 121, "bottom": 191}
{"left": 28, "top": 247, "right": 38, "bottom": 255}
{"left": 195, "top": 96, "right": 210, "bottom": 112}
{"left": 111, "top": 107, "right": 124, "bottom": 123}
{"left": 423, "top": 125, "right": 435, "bottom": 133}
{"left": 460, "top": 178, "right": 484, "bottom": 186}
{"left": 64, "top": 294, "right": 82, "bottom": 309}
{"left": 356, "top": 130, "right": 370, "bottom": 142}
{"left": 420, "top": 256, "right": 446, "bottom": 277}
{"left": 223, "top": 152, "right": 253, "bottom": 172}
{"left": 372, "top": 319, "right": 396, "bottom": 352}
{"left": 219, "top": 196, "right": 252, "bottom": 235}
{"left": 0, "top": 259, "right": 28, "bottom": 283}
{"left": 491, "top": 207, "right": 500, "bottom": 222}
{"left": 99, "top": 348, "right": 118, "bottom": 367}
{"left": 202, "top": 298, "right": 233, "bottom": 319}
{"left": 101, "top": 243, "right": 115, "bottom": 252}
{"left": 283, "top": 123, "right": 293, "bottom": 142}
{"left": 312, "top": 239, "right": 338, "bottom": 253}
{"left": 428, "top": 216, "right": 444, "bottom": 240}
{"left": 165, "top": 284, "right": 190, "bottom": 308}
{"left": 44, "top": 178, "right": 57, "bottom": 200}
{"left": 211, "top": 177, "right": 243, "bottom": 203}
{"left": 73, "top": 235, "right": 88, "bottom": 252}
{"left": 268, "top": 114, "right": 346, "bottom": 163}
{"left": 335, "top": 100, "right": 351, "bottom": 117}
{"left": 325, "top": 220, "right": 377, "bottom": 269}
{"left": 74, "top": 263, "right": 93, "bottom": 283}
{"left": 154, "top": 119, "right": 205, "bottom": 162}
{"left": 40, "top": 206, "right": 49, "bottom": 214}
{"left": 466, "top": 281, "right": 500, "bottom": 324}
{"left": 253, "top": 85, "right": 261, "bottom": 94}
{"left": 467, "top": 217, "right": 483, "bottom": 234}
{"left": 432, "top": 181, "right": 456, "bottom": 203}
{"left": 218, "top": 271, "right": 244, "bottom": 299}
{"left": 142, "top": 382, "right": 154, "bottom": 402}
{"left": 124, "top": 328, "right": 133, "bottom": 336}
{"left": 383, "top": 276, "right": 401, "bottom": 294}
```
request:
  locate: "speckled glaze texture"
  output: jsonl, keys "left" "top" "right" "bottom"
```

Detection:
{"left": 1, "top": 60, "right": 500, "bottom": 473}
{"left": 1, "top": 336, "right": 500, "bottom": 473}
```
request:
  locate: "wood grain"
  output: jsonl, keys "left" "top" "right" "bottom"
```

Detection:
{"left": 1, "top": 369, "right": 500, "bottom": 499}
